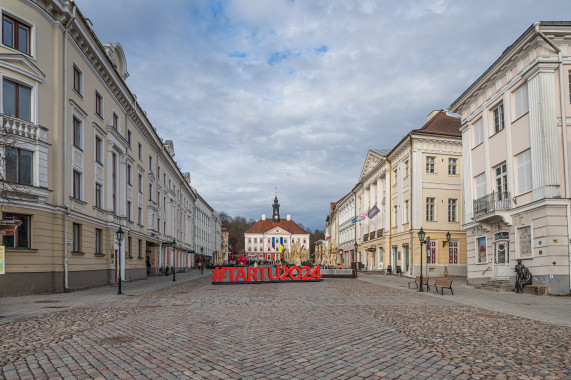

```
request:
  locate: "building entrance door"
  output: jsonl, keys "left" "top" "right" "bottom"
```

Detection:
{"left": 391, "top": 246, "right": 397, "bottom": 270}
{"left": 494, "top": 241, "right": 509, "bottom": 279}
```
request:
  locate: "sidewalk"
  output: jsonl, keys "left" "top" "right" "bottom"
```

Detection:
{"left": 358, "top": 272, "right": 571, "bottom": 328}
{"left": 0, "top": 269, "right": 212, "bottom": 322}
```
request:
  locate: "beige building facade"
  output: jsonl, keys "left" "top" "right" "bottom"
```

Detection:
{"left": 0, "top": 0, "right": 220, "bottom": 296}
{"left": 449, "top": 22, "right": 571, "bottom": 295}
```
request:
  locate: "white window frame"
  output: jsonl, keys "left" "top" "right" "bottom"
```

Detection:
{"left": 426, "top": 197, "right": 435, "bottom": 222}
{"left": 473, "top": 118, "right": 483, "bottom": 147}
{"left": 448, "top": 199, "right": 457, "bottom": 222}
{"left": 72, "top": 63, "right": 83, "bottom": 96}
{"left": 426, "top": 156, "right": 435, "bottom": 173}
{"left": 492, "top": 103, "right": 504, "bottom": 134}
{"left": 95, "top": 181, "right": 103, "bottom": 209}
{"left": 513, "top": 83, "right": 529, "bottom": 120}
{"left": 1, "top": 10, "right": 36, "bottom": 58}
{"left": 516, "top": 149, "right": 532, "bottom": 195}
{"left": 403, "top": 200, "right": 409, "bottom": 224}
{"left": 475, "top": 173, "right": 486, "bottom": 199}
{"left": 94, "top": 133, "right": 103, "bottom": 165}
{"left": 0, "top": 69, "right": 40, "bottom": 125}
{"left": 448, "top": 158, "right": 457, "bottom": 175}
{"left": 95, "top": 89, "right": 104, "bottom": 119}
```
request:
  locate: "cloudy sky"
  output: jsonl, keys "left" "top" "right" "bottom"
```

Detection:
{"left": 76, "top": 0, "right": 566, "bottom": 231}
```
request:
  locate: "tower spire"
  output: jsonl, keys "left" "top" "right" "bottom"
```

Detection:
{"left": 272, "top": 191, "right": 280, "bottom": 222}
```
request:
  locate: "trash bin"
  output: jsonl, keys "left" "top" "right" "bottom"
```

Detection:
{"left": 386, "top": 265, "right": 392, "bottom": 275}
{"left": 396, "top": 266, "right": 402, "bottom": 276}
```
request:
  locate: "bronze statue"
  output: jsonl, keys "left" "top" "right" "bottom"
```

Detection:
{"left": 514, "top": 259, "right": 532, "bottom": 294}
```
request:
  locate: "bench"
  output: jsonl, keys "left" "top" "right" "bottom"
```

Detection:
{"left": 408, "top": 276, "right": 430, "bottom": 290}
{"left": 433, "top": 279, "right": 453, "bottom": 295}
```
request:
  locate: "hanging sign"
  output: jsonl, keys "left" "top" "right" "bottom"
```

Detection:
{"left": 0, "top": 246, "right": 5, "bottom": 274}
{"left": 212, "top": 265, "right": 323, "bottom": 284}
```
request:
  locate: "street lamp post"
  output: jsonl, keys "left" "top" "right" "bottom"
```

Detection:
{"left": 116, "top": 226, "right": 124, "bottom": 295}
{"left": 354, "top": 242, "right": 358, "bottom": 278}
{"left": 417, "top": 227, "right": 430, "bottom": 292}
{"left": 172, "top": 239, "right": 176, "bottom": 282}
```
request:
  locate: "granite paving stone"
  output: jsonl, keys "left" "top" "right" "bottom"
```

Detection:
{"left": 0, "top": 271, "right": 569, "bottom": 379}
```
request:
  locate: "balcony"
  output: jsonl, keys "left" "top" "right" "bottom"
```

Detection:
{"left": 1, "top": 114, "right": 48, "bottom": 143}
{"left": 473, "top": 191, "right": 513, "bottom": 224}
{"left": 363, "top": 233, "right": 369, "bottom": 242}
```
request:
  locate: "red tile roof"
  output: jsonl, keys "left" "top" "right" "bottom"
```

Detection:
{"left": 413, "top": 110, "right": 461, "bottom": 137}
{"left": 330, "top": 202, "right": 336, "bottom": 210}
{"left": 221, "top": 227, "right": 229, "bottom": 233}
{"left": 245, "top": 218, "right": 309, "bottom": 235}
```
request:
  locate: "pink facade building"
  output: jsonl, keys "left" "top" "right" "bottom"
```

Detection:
{"left": 449, "top": 22, "right": 571, "bottom": 294}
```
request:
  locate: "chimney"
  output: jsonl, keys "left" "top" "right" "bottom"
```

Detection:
{"left": 261, "top": 214, "right": 266, "bottom": 220}
{"left": 286, "top": 214, "right": 291, "bottom": 221}
{"left": 427, "top": 110, "right": 441, "bottom": 122}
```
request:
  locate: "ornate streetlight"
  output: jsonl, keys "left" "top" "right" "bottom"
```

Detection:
{"left": 417, "top": 227, "right": 430, "bottom": 292}
{"left": 116, "top": 226, "right": 124, "bottom": 295}
{"left": 172, "top": 239, "right": 176, "bottom": 282}
{"left": 354, "top": 242, "right": 358, "bottom": 277}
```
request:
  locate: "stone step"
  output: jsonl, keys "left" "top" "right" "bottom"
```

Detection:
{"left": 478, "top": 283, "right": 514, "bottom": 292}
{"left": 523, "top": 285, "right": 547, "bottom": 296}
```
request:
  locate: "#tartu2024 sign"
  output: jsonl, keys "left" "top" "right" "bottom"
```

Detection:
{"left": 212, "top": 265, "right": 323, "bottom": 284}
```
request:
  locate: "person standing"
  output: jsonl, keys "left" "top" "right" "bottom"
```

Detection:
{"left": 200, "top": 260, "right": 204, "bottom": 275}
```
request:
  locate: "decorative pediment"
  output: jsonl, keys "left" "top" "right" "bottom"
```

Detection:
{"left": 359, "top": 150, "right": 385, "bottom": 182}
{"left": 0, "top": 53, "right": 46, "bottom": 82}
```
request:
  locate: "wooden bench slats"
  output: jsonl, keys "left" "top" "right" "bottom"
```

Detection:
{"left": 433, "top": 279, "right": 453, "bottom": 295}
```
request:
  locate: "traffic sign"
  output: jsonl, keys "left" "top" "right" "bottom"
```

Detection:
{"left": 0, "top": 230, "right": 15, "bottom": 236}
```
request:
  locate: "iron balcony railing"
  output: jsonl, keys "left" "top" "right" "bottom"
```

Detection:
{"left": 473, "top": 191, "right": 512, "bottom": 218}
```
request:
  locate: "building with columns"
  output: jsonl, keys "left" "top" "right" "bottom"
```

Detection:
{"left": 449, "top": 22, "right": 571, "bottom": 294}
{"left": 244, "top": 196, "right": 310, "bottom": 262}
{"left": 0, "top": 0, "right": 218, "bottom": 295}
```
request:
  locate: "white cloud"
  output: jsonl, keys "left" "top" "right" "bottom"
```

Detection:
{"left": 76, "top": 0, "right": 567, "bottom": 230}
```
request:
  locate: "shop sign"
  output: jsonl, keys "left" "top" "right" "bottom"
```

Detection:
{"left": 494, "top": 232, "right": 509, "bottom": 240}
{"left": 212, "top": 265, "right": 323, "bottom": 284}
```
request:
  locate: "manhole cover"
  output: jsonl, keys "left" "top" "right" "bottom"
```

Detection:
{"left": 100, "top": 336, "right": 135, "bottom": 345}
{"left": 35, "top": 300, "right": 60, "bottom": 303}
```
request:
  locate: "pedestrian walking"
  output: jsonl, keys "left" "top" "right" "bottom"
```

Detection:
{"left": 200, "top": 260, "right": 204, "bottom": 275}
{"left": 146, "top": 256, "right": 151, "bottom": 275}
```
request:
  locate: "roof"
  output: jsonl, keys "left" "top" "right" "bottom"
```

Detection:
{"left": 221, "top": 227, "right": 229, "bottom": 233}
{"left": 330, "top": 202, "right": 336, "bottom": 210}
{"left": 245, "top": 219, "right": 310, "bottom": 235}
{"left": 412, "top": 110, "right": 461, "bottom": 137}
{"left": 370, "top": 149, "right": 391, "bottom": 157}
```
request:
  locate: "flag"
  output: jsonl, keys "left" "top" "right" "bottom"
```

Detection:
{"left": 325, "top": 236, "right": 331, "bottom": 241}
{"left": 280, "top": 237, "right": 284, "bottom": 252}
{"left": 368, "top": 205, "right": 380, "bottom": 219}
{"left": 272, "top": 237, "right": 275, "bottom": 251}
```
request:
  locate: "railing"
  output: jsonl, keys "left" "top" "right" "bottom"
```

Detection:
{"left": 473, "top": 191, "right": 512, "bottom": 217}
{"left": 363, "top": 233, "right": 369, "bottom": 242}
{"left": 1, "top": 114, "right": 48, "bottom": 142}
{"left": 369, "top": 231, "right": 376, "bottom": 240}
{"left": 377, "top": 228, "right": 384, "bottom": 238}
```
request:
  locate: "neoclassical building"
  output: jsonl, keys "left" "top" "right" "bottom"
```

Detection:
{"left": 449, "top": 22, "right": 571, "bottom": 294}
{"left": 0, "top": 0, "right": 220, "bottom": 295}
{"left": 245, "top": 196, "right": 310, "bottom": 262}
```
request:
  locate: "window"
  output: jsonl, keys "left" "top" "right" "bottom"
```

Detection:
{"left": 128, "top": 236, "right": 132, "bottom": 258}
{"left": 95, "top": 91, "right": 103, "bottom": 117}
{"left": 393, "top": 205, "right": 397, "bottom": 226}
{"left": 2, "top": 14, "right": 30, "bottom": 54}
{"left": 403, "top": 200, "right": 409, "bottom": 224}
{"left": 73, "top": 65, "right": 82, "bottom": 95}
{"left": 427, "top": 240, "right": 436, "bottom": 264}
{"left": 448, "top": 241, "right": 458, "bottom": 264}
{"left": 476, "top": 236, "right": 487, "bottom": 263}
{"left": 426, "top": 156, "right": 435, "bottom": 173}
{"left": 127, "top": 130, "right": 132, "bottom": 148}
{"left": 426, "top": 197, "right": 435, "bottom": 221}
{"left": 138, "top": 173, "right": 143, "bottom": 193}
{"left": 3, "top": 79, "right": 31, "bottom": 121}
{"left": 513, "top": 83, "right": 529, "bottom": 119}
{"left": 95, "top": 228, "right": 102, "bottom": 254}
{"left": 495, "top": 164, "right": 508, "bottom": 199}
{"left": 138, "top": 239, "right": 142, "bottom": 258}
{"left": 95, "top": 183, "right": 102, "bottom": 208}
{"left": 158, "top": 191, "right": 161, "bottom": 208}
{"left": 248, "top": 238, "right": 251, "bottom": 243}
{"left": 149, "top": 156, "right": 153, "bottom": 171}
{"left": 72, "top": 223, "right": 81, "bottom": 252}
{"left": 158, "top": 218, "right": 160, "bottom": 233}
{"left": 112, "top": 153, "right": 117, "bottom": 213}
{"left": 72, "top": 117, "right": 82, "bottom": 149}
{"left": 3, "top": 213, "right": 30, "bottom": 248}
{"left": 72, "top": 170, "right": 82, "bottom": 200}
{"left": 127, "top": 164, "right": 132, "bottom": 186}
{"left": 5, "top": 147, "right": 33, "bottom": 185}
{"left": 473, "top": 118, "right": 483, "bottom": 146}
{"left": 138, "top": 143, "right": 142, "bottom": 160}
{"left": 448, "top": 199, "right": 457, "bottom": 222}
{"left": 127, "top": 200, "right": 132, "bottom": 221}
{"left": 448, "top": 158, "right": 457, "bottom": 175}
{"left": 95, "top": 136, "right": 103, "bottom": 164}
{"left": 112, "top": 112, "right": 119, "bottom": 130}
{"left": 403, "top": 160, "right": 409, "bottom": 179}
{"left": 149, "top": 183, "right": 153, "bottom": 200}
{"left": 393, "top": 169, "right": 397, "bottom": 184}
{"left": 493, "top": 103, "right": 504, "bottom": 133}
{"left": 138, "top": 206, "right": 143, "bottom": 225}
{"left": 516, "top": 150, "right": 532, "bottom": 195}
{"left": 475, "top": 173, "right": 486, "bottom": 199}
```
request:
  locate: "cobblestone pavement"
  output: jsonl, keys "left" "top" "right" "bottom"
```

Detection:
{"left": 1, "top": 273, "right": 570, "bottom": 379}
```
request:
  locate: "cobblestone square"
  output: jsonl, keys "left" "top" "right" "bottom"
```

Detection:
{"left": 1, "top": 272, "right": 570, "bottom": 379}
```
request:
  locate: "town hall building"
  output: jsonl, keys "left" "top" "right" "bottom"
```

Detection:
{"left": 244, "top": 196, "right": 310, "bottom": 262}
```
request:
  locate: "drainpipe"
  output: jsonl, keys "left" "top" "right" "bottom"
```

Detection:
{"left": 62, "top": 4, "right": 77, "bottom": 292}
{"left": 387, "top": 156, "right": 392, "bottom": 268}
{"left": 535, "top": 24, "right": 571, "bottom": 290}
{"left": 409, "top": 134, "right": 414, "bottom": 275}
